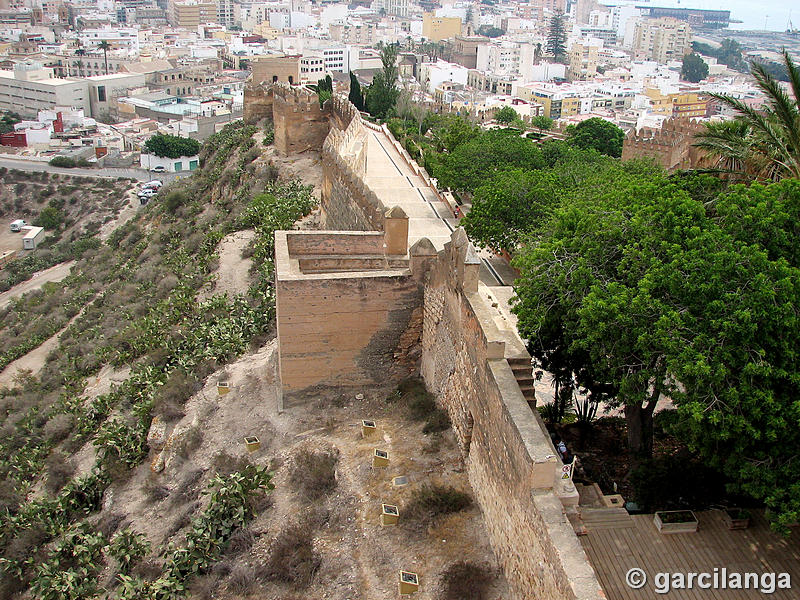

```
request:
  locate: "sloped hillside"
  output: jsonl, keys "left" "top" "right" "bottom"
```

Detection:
{"left": 0, "top": 121, "right": 316, "bottom": 599}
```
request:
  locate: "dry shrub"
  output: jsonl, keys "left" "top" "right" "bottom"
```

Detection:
{"left": 288, "top": 447, "right": 339, "bottom": 501}
{"left": 261, "top": 519, "right": 320, "bottom": 588}
{"left": 227, "top": 563, "right": 256, "bottom": 595}
{"left": 132, "top": 557, "right": 164, "bottom": 581}
{"left": 0, "top": 479, "right": 22, "bottom": 514}
{"left": 144, "top": 477, "right": 170, "bottom": 503}
{"left": 43, "top": 413, "right": 75, "bottom": 444}
{"left": 211, "top": 451, "right": 252, "bottom": 477}
{"left": 175, "top": 426, "right": 203, "bottom": 460}
{"left": 226, "top": 527, "right": 255, "bottom": 556}
{"left": 97, "top": 512, "right": 127, "bottom": 539}
{"left": 44, "top": 451, "right": 76, "bottom": 494}
{"left": 393, "top": 377, "right": 450, "bottom": 434}
{"left": 187, "top": 573, "right": 219, "bottom": 600}
{"left": 152, "top": 370, "right": 198, "bottom": 421}
{"left": 403, "top": 484, "right": 472, "bottom": 529}
{"left": 172, "top": 467, "right": 204, "bottom": 504}
{"left": 440, "top": 561, "right": 496, "bottom": 600}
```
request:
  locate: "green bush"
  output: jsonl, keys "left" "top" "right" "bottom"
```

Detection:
{"left": 144, "top": 134, "right": 200, "bottom": 159}
{"left": 48, "top": 156, "right": 76, "bottom": 168}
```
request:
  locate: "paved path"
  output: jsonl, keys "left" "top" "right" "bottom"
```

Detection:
{"left": 365, "top": 129, "right": 509, "bottom": 286}
{"left": 0, "top": 157, "right": 181, "bottom": 182}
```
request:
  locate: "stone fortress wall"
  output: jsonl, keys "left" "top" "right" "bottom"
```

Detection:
{"left": 269, "top": 89, "right": 605, "bottom": 600}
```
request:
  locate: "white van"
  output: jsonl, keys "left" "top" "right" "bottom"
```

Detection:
{"left": 10, "top": 219, "right": 27, "bottom": 232}
{"left": 142, "top": 180, "right": 163, "bottom": 191}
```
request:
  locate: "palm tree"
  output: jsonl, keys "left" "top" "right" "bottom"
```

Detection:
{"left": 98, "top": 40, "right": 111, "bottom": 75}
{"left": 694, "top": 49, "right": 800, "bottom": 181}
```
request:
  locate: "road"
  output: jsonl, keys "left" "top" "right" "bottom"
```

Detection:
{"left": 0, "top": 260, "right": 75, "bottom": 310}
{"left": 0, "top": 156, "right": 182, "bottom": 182}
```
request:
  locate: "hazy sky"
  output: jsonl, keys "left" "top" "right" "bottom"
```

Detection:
{"left": 651, "top": 0, "right": 795, "bottom": 32}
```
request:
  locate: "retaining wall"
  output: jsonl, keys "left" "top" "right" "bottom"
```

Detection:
{"left": 421, "top": 229, "right": 604, "bottom": 600}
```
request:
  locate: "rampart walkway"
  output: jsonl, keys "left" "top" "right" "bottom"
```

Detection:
{"left": 363, "top": 128, "right": 515, "bottom": 287}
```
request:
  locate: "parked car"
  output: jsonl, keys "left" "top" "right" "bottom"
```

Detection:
{"left": 138, "top": 188, "right": 157, "bottom": 198}
{"left": 150, "top": 165, "right": 166, "bottom": 173}
{"left": 10, "top": 219, "right": 27, "bottom": 232}
{"left": 141, "top": 180, "right": 163, "bottom": 191}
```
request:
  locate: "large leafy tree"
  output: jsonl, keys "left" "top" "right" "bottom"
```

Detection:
{"left": 144, "top": 134, "right": 201, "bottom": 159}
{"left": 694, "top": 49, "right": 800, "bottom": 181}
{"left": 436, "top": 130, "right": 545, "bottom": 193}
{"left": 494, "top": 105, "right": 518, "bottom": 124}
{"left": 365, "top": 44, "right": 400, "bottom": 119}
{"left": 669, "top": 179, "right": 800, "bottom": 531}
{"left": 565, "top": 117, "right": 625, "bottom": 157}
{"left": 681, "top": 53, "right": 709, "bottom": 83}
{"left": 546, "top": 11, "right": 567, "bottom": 63}
{"left": 513, "top": 170, "right": 700, "bottom": 458}
{"left": 462, "top": 169, "right": 561, "bottom": 253}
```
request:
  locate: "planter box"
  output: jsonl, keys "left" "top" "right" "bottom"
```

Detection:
{"left": 373, "top": 449, "right": 389, "bottom": 467}
{"left": 381, "top": 503, "right": 399, "bottom": 526}
{"left": 654, "top": 510, "right": 698, "bottom": 534}
{"left": 244, "top": 436, "right": 261, "bottom": 452}
{"left": 723, "top": 508, "right": 751, "bottom": 530}
{"left": 361, "top": 419, "right": 377, "bottom": 438}
{"left": 399, "top": 571, "right": 419, "bottom": 595}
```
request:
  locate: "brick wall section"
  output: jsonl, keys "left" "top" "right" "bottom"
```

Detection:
{"left": 320, "top": 95, "right": 386, "bottom": 231}
{"left": 421, "top": 229, "right": 605, "bottom": 600}
{"left": 275, "top": 231, "right": 422, "bottom": 407}
{"left": 243, "top": 82, "right": 274, "bottom": 124}
{"left": 272, "top": 84, "right": 330, "bottom": 155}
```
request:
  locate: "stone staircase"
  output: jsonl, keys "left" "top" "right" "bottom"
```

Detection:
{"left": 508, "top": 356, "right": 536, "bottom": 407}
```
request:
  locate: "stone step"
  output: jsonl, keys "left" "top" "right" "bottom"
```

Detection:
{"left": 580, "top": 508, "right": 634, "bottom": 530}
{"left": 507, "top": 357, "right": 532, "bottom": 367}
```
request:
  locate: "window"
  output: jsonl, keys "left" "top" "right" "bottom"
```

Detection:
{"left": 97, "top": 85, "right": 106, "bottom": 102}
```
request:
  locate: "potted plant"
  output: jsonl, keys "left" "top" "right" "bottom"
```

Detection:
{"left": 723, "top": 508, "right": 751, "bottom": 530}
{"left": 654, "top": 510, "right": 698, "bottom": 533}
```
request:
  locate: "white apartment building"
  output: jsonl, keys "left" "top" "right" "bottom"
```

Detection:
{"left": 384, "top": 0, "right": 409, "bottom": 18}
{"left": 0, "top": 62, "right": 89, "bottom": 118}
{"left": 477, "top": 42, "right": 521, "bottom": 77}
{"left": 76, "top": 28, "right": 140, "bottom": 53}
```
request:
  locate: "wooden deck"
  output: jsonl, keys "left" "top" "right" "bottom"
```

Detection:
{"left": 580, "top": 510, "right": 800, "bottom": 599}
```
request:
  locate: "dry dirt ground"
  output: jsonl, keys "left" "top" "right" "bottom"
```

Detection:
{"left": 199, "top": 229, "right": 256, "bottom": 300}
{"left": 98, "top": 339, "right": 509, "bottom": 600}
{"left": 0, "top": 260, "right": 76, "bottom": 310}
{"left": 0, "top": 189, "right": 143, "bottom": 381}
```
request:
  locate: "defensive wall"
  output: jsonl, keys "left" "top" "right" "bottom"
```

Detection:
{"left": 622, "top": 117, "right": 708, "bottom": 171}
{"left": 269, "top": 89, "right": 605, "bottom": 599}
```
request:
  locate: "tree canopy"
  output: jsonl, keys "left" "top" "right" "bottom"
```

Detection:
{"left": 348, "top": 72, "right": 365, "bottom": 111}
{"left": 144, "top": 134, "right": 201, "bottom": 159}
{"left": 365, "top": 44, "right": 400, "bottom": 119}
{"left": 681, "top": 53, "right": 709, "bottom": 83}
{"left": 510, "top": 169, "right": 800, "bottom": 528}
{"left": 494, "top": 106, "right": 518, "bottom": 124}
{"left": 435, "top": 129, "right": 545, "bottom": 192}
{"left": 565, "top": 117, "right": 625, "bottom": 157}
